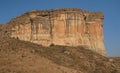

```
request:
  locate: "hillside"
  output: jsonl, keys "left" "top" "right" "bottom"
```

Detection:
{"left": 0, "top": 35, "right": 120, "bottom": 73}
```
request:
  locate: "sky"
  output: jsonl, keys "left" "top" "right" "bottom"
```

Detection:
{"left": 0, "top": 0, "right": 120, "bottom": 57}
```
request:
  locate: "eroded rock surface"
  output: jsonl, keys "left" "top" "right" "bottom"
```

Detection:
{"left": 8, "top": 8, "right": 105, "bottom": 55}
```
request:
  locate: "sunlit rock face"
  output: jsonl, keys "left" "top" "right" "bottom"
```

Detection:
{"left": 9, "top": 8, "right": 105, "bottom": 55}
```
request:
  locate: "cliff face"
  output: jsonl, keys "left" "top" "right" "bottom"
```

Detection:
{"left": 8, "top": 8, "right": 105, "bottom": 55}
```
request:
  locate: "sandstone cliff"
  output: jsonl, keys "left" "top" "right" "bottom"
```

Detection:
{"left": 7, "top": 8, "right": 105, "bottom": 55}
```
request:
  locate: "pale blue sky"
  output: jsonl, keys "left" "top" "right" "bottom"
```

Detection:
{"left": 0, "top": 0, "right": 120, "bottom": 56}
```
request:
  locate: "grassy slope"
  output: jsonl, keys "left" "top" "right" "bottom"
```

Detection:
{"left": 0, "top": 37, "right": 120, "bottom": 73}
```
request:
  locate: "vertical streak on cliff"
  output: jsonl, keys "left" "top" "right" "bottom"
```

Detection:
{"left": 82, "top": 11, "right": 91, "bottom": 49}
{"left": 76, "top": 13, "right": 78, "bottom": 33}
{"left": 66, "top": 12, "right": 69, "bottom": 36}
{"left": 81, "top": 12, "right": 84, "bottom": 45}
{"left": 30, "top": 19, "right": 33, "bottom": 41}
{"left": 52, "top": 11, "right": 54, "bottom": 37}
{"left": 74, "top": 12, "right": 77, "bottom": 45}
{"left": 68, "top": 12, "right": 70, "bottom": 36}
{"left": 65, "top": 11, "right": 67, "bottom": 36}
{"left": 18, "top": 24, "right": 20, "bottom": 37}
{"left": 36, "top": 22, "right": 38, "bottom": 40}
{"left": 51, "top": 10, "right": 55, "bottom": 44}
{"left": 65, "top": 11, "right": 68, "bottom": 36}
{"left": 49, "top": 11, "right": 53, "bottom": 44}
{"left": 32, "top": 21, "right": 35, "bottom": 40}
{"left": 76, "top": 12, "right": 79, "bottom": 45}
{"left": 79, "top": 12, "right": 83, "bottom": 45}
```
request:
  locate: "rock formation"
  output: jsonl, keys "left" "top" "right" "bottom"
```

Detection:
{"left": 8, "top": 8, "right": 105, "bottom": 55}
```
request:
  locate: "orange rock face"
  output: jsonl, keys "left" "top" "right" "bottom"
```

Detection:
{"left": 9, "top": 8, "right": 105, "bottom": 55}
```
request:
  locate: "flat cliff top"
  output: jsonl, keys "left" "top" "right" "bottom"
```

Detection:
{"left": 6, "top": 8, "right": 103, "bottom": 28}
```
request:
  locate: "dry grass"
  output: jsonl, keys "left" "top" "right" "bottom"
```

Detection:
{"left": 0, "top": 36, "right": 120, "bottom": 73}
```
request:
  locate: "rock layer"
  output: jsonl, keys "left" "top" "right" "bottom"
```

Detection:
{"left": 9, "top": 8, "right": 105, "bottom": 55}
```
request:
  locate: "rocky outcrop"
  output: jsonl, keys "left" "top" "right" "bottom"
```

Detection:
{"left": 8, "top": 8, "right": 105, "bottom": 55}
